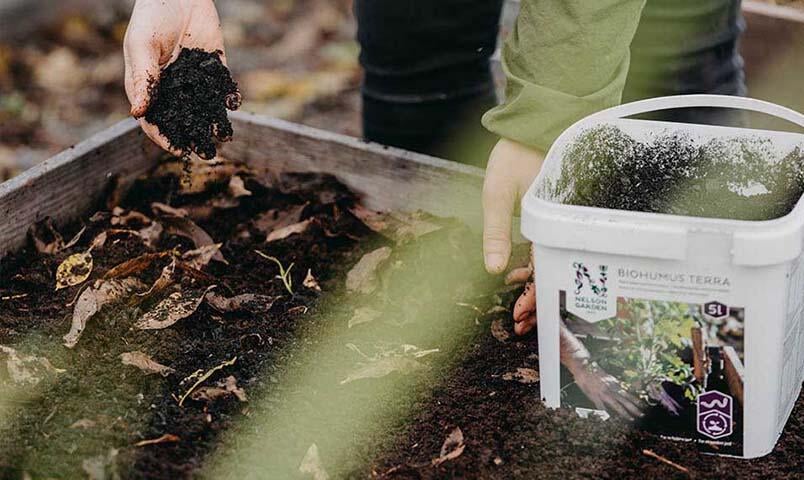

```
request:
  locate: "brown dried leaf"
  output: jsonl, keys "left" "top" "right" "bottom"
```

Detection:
{"left": 152, "top": 157, "right": 242, "bottom": 195}
{"left": 151, "top": 202, "right": 189, "bottom": 218}
{"left": 490, "top": 319, "right": 511, "bottom": 343}
{"left": 135, "top": 286, "right": 215, "bottom": 330}
{"left": 120, "top": 351, "right": 175, "bottom": 377}
{"left": 70, "top": 419, "right": 97, "bottom": 429}
{"left": 0, "top": 345, "right": 65, "bottom": 385}
{"left": 348, "top": 307, "right": 381, "bottom": 329}
{"left": 299, "top": 443, "right": 329, "bottom": 480}
{"left": 501, "top": 368, "right": 540, "bottom": 384}
{"left": 64, "top": 278, "right": 145, "bottom": 348}
{"left": 182, "top": 244, "right": 223, "bottom": 270}
{"left": 432, "top": 427, "right": 465, "bottom": 466}
{"left": 253, "top": 203, "right": 307, "bottom": 235}
{"left": 228, "top": 176, "right": 252, "bottom": 198}
{"left": 204, "top": 291, "right": 276, "bottom": 314}
{"left": 303, "top": 269, "right": 321, "bottom": 291}
{"left": 340, "top": 356, "right": 424, "bottom": 385}
{"left": 111, "top": 209, "right": 151, "bottom": 227}
{"left": 345, "top": 247, "right": 392, "bottom": 294}
{"left": 55, "top": 252, "right": 93, "bottom": 290}
{"left": 265, "top": 219, "right": 312, "bottom": 243}
{"left": 190, "top": 375, "right": 247, "bottom": 402}
{"left": 159, "top": 215, "right": 225, "bottom": 262}
{"left": 350, "top": 206, "right": 442, "bottom": 244}
{"left": 104, "top": 252, "right": 170, "bottom": 280}
{"left": 134, "top": 434, "right": 180, "bottom": 447}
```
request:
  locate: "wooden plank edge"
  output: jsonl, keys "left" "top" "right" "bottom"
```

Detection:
{"left": 228, "top": 111, "right": 485, "bottom": 181}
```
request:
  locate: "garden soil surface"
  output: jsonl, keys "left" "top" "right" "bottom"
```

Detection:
{"left": 0, "top": 157, "right": 802, "bottom": 479}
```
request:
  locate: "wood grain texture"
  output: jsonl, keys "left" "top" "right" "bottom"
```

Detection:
{"left": 0, "top": 119, "right": 158, "bottom": 257}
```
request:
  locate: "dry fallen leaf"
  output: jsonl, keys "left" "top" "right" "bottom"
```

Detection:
{"left": 253, "top": 203, "right": 308, "bottom": 235}
{"left": 182, "top": 244, "right": 223, "bottom": 270}
{"left": 303, "top": 269, "right": 321, "bottom": 291}
{"left": 204, "top": 291, "right": 276, "bottom": 314}
{"left": 340, "top": 356, "right": 425, "bottom": 385}
{"left": 501, "top": 368, "right": 540, "bottom": 384}
{"left": 134, "top": 434, "right": 180, "bottom": 447}
{"left": 228, "top": 175, "right": 252, "bottom": 198}
{"left": 190, "top": 375, "right": 247, "bottom": 402}
{"left": 120, "top": 351, "right": 175, "bottom": 377}
{"left": 55, "top": 251, "right": 93, "bottom": 290}
{"left": 70, "top": 419, "right": 97, "bottom": 429}
{"left": 432, "top": 427, "right": 465, "bottom": 466}
{"left": 151, "top": 202, "right": 189, "bottom": 218}
{"left": 266, "top": 219, "right": 312, "bottom": 243}
{"left": 345, "top": 247, "right": 392, "bottom": 294}
{"left": 159, "top": 215, "right": 225, "bottom": 262}
{"left": 350, "top": 206, "right": 443, "bottom": 244}
{"left": 299, "top": 443, "right": 329, "bottom": 480}
{"left": 135, "top": 286, "right": 215, "bottom": 330}
{"left": 0, "top": 345, "right": 65, "bottom": 385}
{"left": 104, "top": 252, "right": 170, "bottom": 279}
{"left": 490, "top": 319, "right": 511, "bottom": 343}
{"left": 64, "top": 278, "right": 145, "bottom": 348}
{"left": 348, "top": 307, "right": 381, "bottom": 329}
{"left": 152, "top": 157, "right": 243, "bottom": 195}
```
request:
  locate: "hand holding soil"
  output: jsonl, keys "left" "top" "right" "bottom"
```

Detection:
{"left": 124, "top": 0, "right": 240, "bottom": 158}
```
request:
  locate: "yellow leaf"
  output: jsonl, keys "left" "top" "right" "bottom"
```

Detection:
{"left": 55, "top": 252, "right": 93, "bottom": 290}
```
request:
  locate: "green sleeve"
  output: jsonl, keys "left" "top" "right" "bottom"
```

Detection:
{"left": 482, "top": 0, "right": 647, "bottom": 151}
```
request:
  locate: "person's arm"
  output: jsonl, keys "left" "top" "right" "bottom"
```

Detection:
{"left": 124, "top": 0, "right": 229, "bottom": 155}
{"left": 481, "top": 0, "right": 646, "bottom": 274}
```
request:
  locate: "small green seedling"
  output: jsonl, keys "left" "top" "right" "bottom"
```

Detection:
{"left": 255, "top": 250, "right": 294, "bottom": 295}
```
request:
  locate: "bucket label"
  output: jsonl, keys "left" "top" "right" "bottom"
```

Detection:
{"left": 566, "top": 262, "right": 617, "bottom": 323}
{"left": 558, "top": 292, "right": 745, "bottom": 456}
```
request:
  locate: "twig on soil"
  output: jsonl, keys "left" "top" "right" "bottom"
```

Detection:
{"left": 1, "top": 294, "right": 28, "bottom": 301}
{"left": 642, "top": 449, "right": 690, "bottom": 475}
{"left": 178, "top": 357, "right": 238, "bottom": 407}
{"left": 255, "top": 250, "right": 295, "bottom": 294}
{"left": 134, "top": 434, "right": 181, "bottom": 447}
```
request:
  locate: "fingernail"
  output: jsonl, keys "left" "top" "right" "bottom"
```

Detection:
{"left": 485, "top": 253, "right": 505, "bottom": 272}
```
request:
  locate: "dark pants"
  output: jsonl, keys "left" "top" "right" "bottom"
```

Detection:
{"left": 354, "top": 0, "right": 746, "bottom": 166}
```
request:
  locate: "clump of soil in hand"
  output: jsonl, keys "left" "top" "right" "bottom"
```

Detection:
{"left": 551, "top": 126, "right": 804, "bottom": 221}
{"left": 144, "top": 48, "right": 241, "bottom": 160}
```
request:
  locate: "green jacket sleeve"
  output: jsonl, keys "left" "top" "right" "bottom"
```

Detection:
{"left": 482, "top": 0, "right": 647, "bottom": 151}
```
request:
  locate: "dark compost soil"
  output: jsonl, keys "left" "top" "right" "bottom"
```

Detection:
{"left": 0, "top": 156, "right": 802, "bottom": 479}
{"left": 554, "top": 126, "right": 804, "bottom": 221}
{"left": 144, "top": 48, "right": 241, "bottom": 159}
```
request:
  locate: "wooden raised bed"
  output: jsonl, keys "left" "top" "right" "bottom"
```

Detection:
{"left": 0, "top": 113, "right": 484, "bottom": 258}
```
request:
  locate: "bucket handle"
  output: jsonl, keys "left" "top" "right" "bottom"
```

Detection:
{"left": 582, "top": 94, "right": 804, "bottom": 130}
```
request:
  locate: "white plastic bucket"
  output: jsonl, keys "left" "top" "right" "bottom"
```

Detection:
{"left": 522, "top": 95, "right": 804, "bottom": 458}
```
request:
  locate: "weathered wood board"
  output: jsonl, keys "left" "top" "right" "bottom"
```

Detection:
{"left": 0, "top": 113, "right": 485, "bottom": 259}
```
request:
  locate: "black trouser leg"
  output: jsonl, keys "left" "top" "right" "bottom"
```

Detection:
{"left": 354, "top": 0, "right": 503, "bottom": 167}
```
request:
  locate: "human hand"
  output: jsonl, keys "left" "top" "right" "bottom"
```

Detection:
{"left": 482, "top": 139, "right": 545, "bottom": 274}
{"left": 124, "top": 0, "right": 228, "bottom": 154}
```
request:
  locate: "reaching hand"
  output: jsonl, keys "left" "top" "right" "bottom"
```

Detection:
{"left": 124, "top": 0, "right": 229, "bottom": 154}
{"left": 482, "top": 139, "right": 545, "bottom": 274}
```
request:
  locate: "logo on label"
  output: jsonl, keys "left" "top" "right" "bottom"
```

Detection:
{"left": 703, "top": 301, "right": 729, "bottom": 320}
{"left": 574, "top": 262, "right": 608, "bottom": 297}
{"left": 567, "top": 262, "right": 616, "bottom": 323}
{"left": 697, "top": 391, "right": 733, "bottom": 440}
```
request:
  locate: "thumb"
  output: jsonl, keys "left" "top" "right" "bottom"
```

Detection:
{"left": 124, "top": 36, "right": 161, "bottom": 118}
{"left": 482, "top": 166, "right": 516, "bottom": 274}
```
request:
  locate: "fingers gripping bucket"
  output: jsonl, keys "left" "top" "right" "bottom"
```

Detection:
{"left": 522, "top": 95, "right": 804, "bottom": 458}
